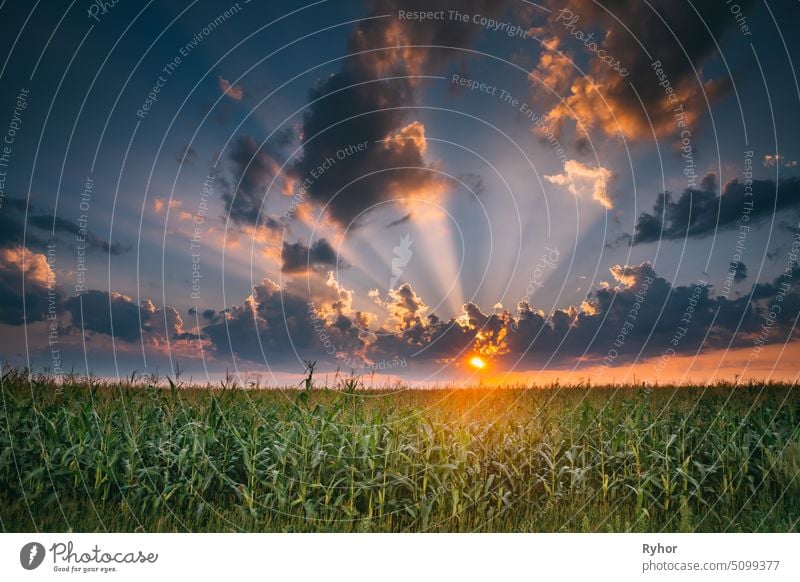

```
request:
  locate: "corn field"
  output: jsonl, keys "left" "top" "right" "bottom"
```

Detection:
{"left": 1, "top": 369, "right": 798, "bottom": 532}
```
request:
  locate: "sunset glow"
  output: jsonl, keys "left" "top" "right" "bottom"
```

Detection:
{"left": 469, "top": 356, "right": 486, "bottom": 370}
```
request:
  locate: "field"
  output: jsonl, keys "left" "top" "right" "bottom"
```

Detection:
{"left": 1, "top": 370, "right": 799, "bottom": 532}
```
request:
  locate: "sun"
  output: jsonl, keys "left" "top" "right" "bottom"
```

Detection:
{"left": 469, "top": 356, "right": 486, "bottom": 370}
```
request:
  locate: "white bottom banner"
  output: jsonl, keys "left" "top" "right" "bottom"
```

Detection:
{"left": 1, "top": 533, "right": 798, "bottom": 581}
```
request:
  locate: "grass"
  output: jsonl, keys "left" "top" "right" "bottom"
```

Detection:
{"left": 1, "top": 368, "right": 798, "bottom": 532}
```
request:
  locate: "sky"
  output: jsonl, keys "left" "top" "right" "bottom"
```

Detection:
{"left": 1, "top": 0, "right": 799, "bottom": 386}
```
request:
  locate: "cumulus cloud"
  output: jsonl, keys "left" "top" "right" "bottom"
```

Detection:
{"left": 62, "top": 291, "right": 188, "bottom": 344}
{"left": 202, "top": 274, "right": 371, "bottom": 366}
{"left": 545, "top": 159, "right": 614, "bottom": 208}
{"left": 63, "top": 290, "right": 145, "bottom": 342}
{"left": 386, "top": 283, "right": 428, "bottom": 330}
{"left": 0, "top": 246, "right": 60, "bottom": 325}
{"left": 218, "top": 76, "right": 244, "bottom": 101}
{"left": 141, "top": 299, "right": 185, "bottom": 342}
{"left": 222, "top": 132, "right": 293, "bottom": 226}
{"left": 293, "top": 92, "right": 443, "bottom": 227}
{"left": 529, "top": 34, "right": 574, "bottom": 96}
{"left": 0, "top": 238, "right": 177, "bottom": 342}
{"left": 281, "top": 239, "right": 341, "bottom": 273}
{"left": 444, "top": 261, "right": 796, "bottom": 367}
{"left": 632, "top": 175, "right": 800, "bottom": 244}
{"left": 187, "top": 255, "right": 800, "bottom": 371}
{"left": 288, "top": 0, "right": 508, "bottom": 227}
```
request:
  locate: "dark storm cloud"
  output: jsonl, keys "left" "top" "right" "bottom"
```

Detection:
{"left": 223, "top": 132, "right": 292, "bottom": 225}
{"left": 62, "top": 291, "right": 186, "bottom": 343}
{"left": 202, "top": 277, "right": 368, "bottom": 365}
{"left": 604, "top": 232, "right": 632, "bottom": 249}
{"left": 281, "top": 239, "right": 341, "bottom": 273}
{"left": 290, "top": 0, "right": 509, "bottom": 227}
{"left": 632, "top": 176, "right": 800, "bottom": 244}
{"left": 63, "top": 290, "right": 145, "bottom": 342}
{"left": 292, "top": 77, "right": 435, "bottom": 227}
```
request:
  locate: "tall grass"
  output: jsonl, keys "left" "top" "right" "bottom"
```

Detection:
{"left": 1, "top": 368, "right": 798, "bottom": 532}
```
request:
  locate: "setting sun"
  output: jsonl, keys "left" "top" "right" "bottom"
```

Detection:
{"left": 469, "top": 356, "right": 486, "bottom": 370}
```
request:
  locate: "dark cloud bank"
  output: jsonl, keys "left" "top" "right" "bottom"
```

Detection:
{"left": 193, "top": 261, "right": 799, "bottom": 370}
{"left": 223, "top": 0, "right": 510, "bottom": 229}
{"left": 633, "top": 176, "right": 800, "bottom": 244}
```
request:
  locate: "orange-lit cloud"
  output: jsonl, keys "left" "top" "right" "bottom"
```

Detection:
{"left": 385, "top": 120, "right": 428, "bottom": 155}
{"left": 218, "top": 76, "right": 244, "bottom": 101}
{"left": 1, "top": 246, "right": 53, "bottom": 288}
{"left": 287, "top": 0, "right": 509, "bottom": 228}
{"left": 529, "top": 35, "right": 574, "bottom": 97}
{"left": 153, "top": 197, "right": 182, "bottom": 214}
{"left": 545, "top": 159, "right": 614, "bottom": 208}
{"left": 527, "top": 0, "right": 736, "bottom": 140}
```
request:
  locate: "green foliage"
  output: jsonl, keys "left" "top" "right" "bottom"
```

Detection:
{"left": 1, "top": 369, "right": 798, "bottom": 532}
